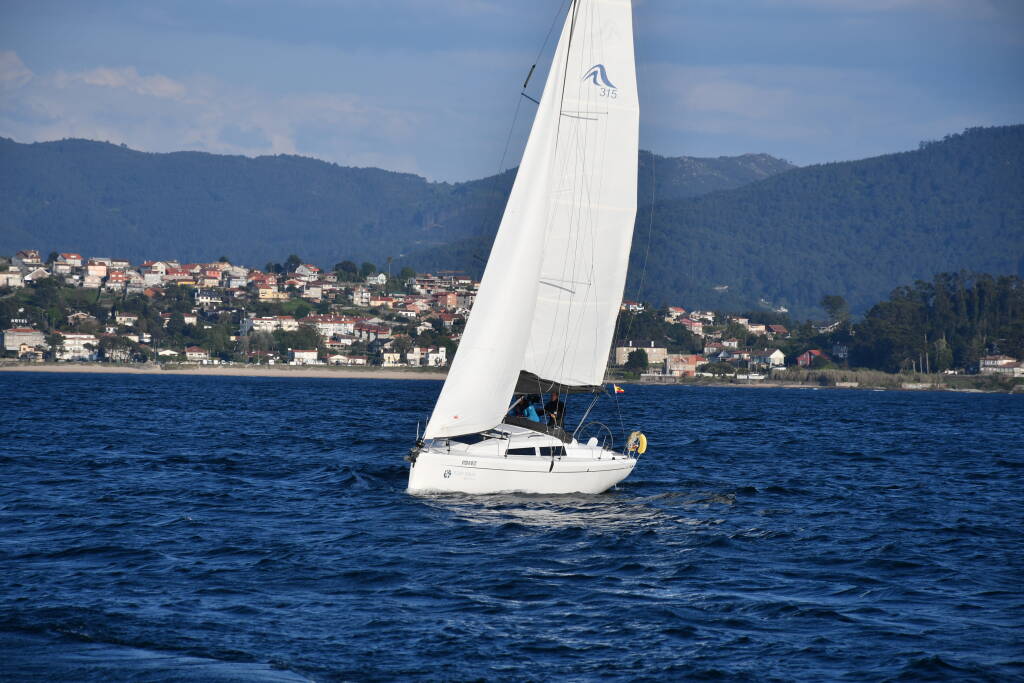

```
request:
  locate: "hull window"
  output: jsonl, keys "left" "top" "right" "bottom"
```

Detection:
{"left": 450, "top": 434, "right": 488, "bottom": 445}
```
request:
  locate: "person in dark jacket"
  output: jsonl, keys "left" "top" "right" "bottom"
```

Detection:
{"left": 543, "top": 391, "right": 565, "bottom": 428}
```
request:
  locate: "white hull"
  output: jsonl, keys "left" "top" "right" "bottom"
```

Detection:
{"left": 408, "top": 450, "right": 636, "bottom": 495}
{"left": 407, "top": 423, "right": 637, "bottom": 494}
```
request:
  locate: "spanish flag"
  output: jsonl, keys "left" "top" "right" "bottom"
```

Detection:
{"left": 613, "top": 384, "right": 625, "bottom": 394}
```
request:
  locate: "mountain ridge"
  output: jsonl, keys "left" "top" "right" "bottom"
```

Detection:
{"left": 409, "top": 125, "right": 1024, "bottom": 317}
{"left": 2, "top": 126, "right": 1022, "bottom": 318}
{"left": 0, "top": 137, "right": 794, "bottom": 268}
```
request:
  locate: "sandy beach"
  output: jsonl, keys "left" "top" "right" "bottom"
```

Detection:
{"left": 0, "top": 362, "right": 447, "bottom": 381}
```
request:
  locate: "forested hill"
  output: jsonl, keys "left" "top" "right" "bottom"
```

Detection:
{"left": 624, "top": 125, "right": 1024, "bottom": 317}
{"left": 4, "top": 127, "right": 1020, "bottom": 319}
{"left": 411, "top": 125, "right": 1024, "bottom": 318}
{"left": 0, "top": 138, "right": 791, "bottom": 267}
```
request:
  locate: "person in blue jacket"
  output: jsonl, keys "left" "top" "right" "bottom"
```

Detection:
{"left": 508, "top": 395, "right": 542, "bottom": 422}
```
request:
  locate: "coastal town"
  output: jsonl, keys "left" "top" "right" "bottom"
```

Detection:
{"left": 2, "top": 249, "right": 1022, "bottom": 382}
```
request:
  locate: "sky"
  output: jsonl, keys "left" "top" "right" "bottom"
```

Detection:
{"left": 1, "top": 0, "right": 1022, "bottom": 181}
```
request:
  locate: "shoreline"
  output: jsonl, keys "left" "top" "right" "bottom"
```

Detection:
{"left": 4, "top": 363, "right": 1019, "bottom": 393}
{"left": 624, "top": 377, "right": 1022, "bottom": 394}
{"left": 0, "top": 362, "right": 447, "bottom": 381}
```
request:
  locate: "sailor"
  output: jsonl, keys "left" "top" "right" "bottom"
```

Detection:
{"left": 524, "top": 395, "right": 543, "bottom": 423}
{"left": 543, "top": 391, "right": 565, "bottom": 428}
{"left": 508, "top": 395, "right": 542, "bottom": 423}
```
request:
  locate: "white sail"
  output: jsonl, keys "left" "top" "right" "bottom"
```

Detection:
{"left": 424, "top": 0, "right": 637, "bottom": 439}
{"left": 522, "top": 0, "right": 639, "bottom": 389}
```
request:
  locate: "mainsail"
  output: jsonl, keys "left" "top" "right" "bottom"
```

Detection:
{"left": 424, "top": 0, "right": 638, "bottom": 439}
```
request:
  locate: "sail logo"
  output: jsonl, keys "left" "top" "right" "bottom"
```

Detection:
{"left": 582, "top": 64, "right": 618, "bottom": 98}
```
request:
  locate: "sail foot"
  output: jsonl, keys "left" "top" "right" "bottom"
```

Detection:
{"left": 513, "top": 370, "right": 604, "bottom": 396}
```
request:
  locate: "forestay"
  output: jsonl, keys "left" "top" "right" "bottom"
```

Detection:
{"left": 424, "top": 0, "right": 638, "bottom": 439}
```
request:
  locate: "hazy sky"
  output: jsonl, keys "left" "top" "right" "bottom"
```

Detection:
{"left": 1, "top": 0, "right": 1022, "bottom": 181}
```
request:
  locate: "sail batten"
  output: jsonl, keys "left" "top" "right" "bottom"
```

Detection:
{"left": 424, "top": 0, "right": 637, "bottom": 440}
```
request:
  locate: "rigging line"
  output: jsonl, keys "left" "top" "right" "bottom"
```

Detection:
{"left": 551, "top": 1, "right": 594, "bottom": 378}
{"left": 531, "top": 0, "right": 571, "bottom": 78}
{"left": 522, "top": 64, "right": 537, "bottom": 90}
{"left": 537, "top": 0, "right": 583, "bottom": 382}
{"left": 578, "top": 2, "right": 607, "bottom": 380}
{"left": 572, "top": 2, "right": 603, "bottom": 385}
{"left": 523, "top": 0, "right": 570, "bottom": 101}
{"left": 475, "top": 0, "right": 573, "bottom": 282}
{"left": 612, "top": 390, "right": 627, "bottom": 444}
{"left": 523, "top": 0, "right": 575, "bottom": 378}
{"left": 553, "top": 0, "right": 582, "bottom": 153}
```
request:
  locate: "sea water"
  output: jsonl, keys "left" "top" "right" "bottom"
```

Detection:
{"left": 1, "top": 373, "right": 1021, "bottom": 681}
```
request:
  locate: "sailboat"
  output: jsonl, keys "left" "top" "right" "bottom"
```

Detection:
{"left": 407, "top": 0, "right": 645, "bottom": 495}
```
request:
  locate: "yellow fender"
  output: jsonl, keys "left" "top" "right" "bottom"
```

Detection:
{"left": 627, "top": 431, "right": 648, "bottom": 455}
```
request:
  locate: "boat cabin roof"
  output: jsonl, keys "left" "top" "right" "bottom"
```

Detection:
{"left": 446, "top": 423, "right": 568, "bottom": 452}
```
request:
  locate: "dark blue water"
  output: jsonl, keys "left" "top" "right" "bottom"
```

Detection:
{"left": 1, "top": 373, "right": 1022, "bottom": 681}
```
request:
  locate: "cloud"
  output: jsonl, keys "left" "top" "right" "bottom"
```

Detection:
{"left": 767, "top": 0, "right": 996, "bottom": 14}
{"left": 647, "top": 64, "right": 873, "bottom": 137}
{"left": 0, "top": 57, "right": 425, "bottom": 174}
{"left": 0, "top": 51, "right": 33, "bottom": 89}
{"left": 58, "top": 66, "right": 188, "bottom": 99}
{"left": 639, "top": 62, "right": 1004, "bottom": 163}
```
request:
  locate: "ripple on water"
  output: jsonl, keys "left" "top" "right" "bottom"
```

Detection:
{"left": 1, "top": 375, "right": 1022, "bottom": 680}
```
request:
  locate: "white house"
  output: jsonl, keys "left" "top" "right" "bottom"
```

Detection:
{"left": 160, "top": 312, "right": 199, "bottom": 327}
{"left": 690, "top": 310, "right": 716, "bottom": 323}
{"left": 289, "top": 349, "right": 320, "bottom": 365}
{"left": 752, "top": 349, "right": 786, "bottom": 368}
{"left": 350, "top": 286, "right": 372, "bottom": 307}
{"left": 980, "top": 355, "right": 1023, "bottom": 377}
{"left": 664, "top": 353, "right": 704, "bottom": 377}
{"left": 295, "top": 264, "right": 321, "bottom": 280}
{"left": 381, "top": 351, "right": 404, "bottom": 367}
{"left": 664, "top": 306, "right": 687, "bottom": 321}
{"left": 302, "top": 315, "right": 356, "bottom": 339}
{"left": 24, "top": 268, "right": 50, "bottom": 283}
{"left": 680, "top": 319, "right": 704, "bottom": 336}
{"left": 114, "top": 313, "right": 139, "bottom": 327}
{"left": 52, "top": 261, "right": 73, "bottom": 276}
{"left": 13, "top": 250, "right": 43, "bottom": 271}
{"left": 407, "top": 345, "right": 447, "bottom": 367}
{"left": 57, "top": 333, "right": 99, "bottom": 361}
{"left": 3, "top": 328, "right": 45, "bottom": 353}
{"left": 58, "top": 253, "right": 84, "bottom": 268}
{"left": 329, "top": 353, "right": 368, "bottom": 366}
{"left": 613, "top": 340, "right": 667, "bottom": 366}
{"left": 239, "top": 316, "right": 298, "bottom": 335}
{"left": 192, "top": 289, "right": 218, "bottom": 306}
{"left": 185, "top": 346, "right": 210, "bottom": 363}
{"left": 0, "top": 271, "right": 24, "bottom": 288}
